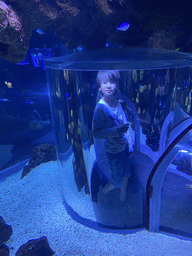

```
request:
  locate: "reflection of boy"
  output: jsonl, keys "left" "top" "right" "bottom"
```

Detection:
{"left": 92, "top": 70, "right": 131, "bottom": 201}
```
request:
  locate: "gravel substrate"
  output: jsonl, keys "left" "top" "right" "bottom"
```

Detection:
{"left": 0, "top": 161, "right": 192, "bottom": 256}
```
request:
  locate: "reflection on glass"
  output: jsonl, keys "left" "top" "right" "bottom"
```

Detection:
{"left": 160, "top": 139, "right": 192, "bottom": 238}
{"left": 46, "top": 48, "right": 192, "bottom": 231}
{"left": 92, "top": 71, "right": 132, "bottom": 200}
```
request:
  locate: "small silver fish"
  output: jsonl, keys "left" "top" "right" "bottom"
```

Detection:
{"left": 116, "top": 23, "right": 130, "bottom": 32}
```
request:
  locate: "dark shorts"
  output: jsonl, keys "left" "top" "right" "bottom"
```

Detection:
{"left": 106, "top": 144, "right": 131, "bottom": 188}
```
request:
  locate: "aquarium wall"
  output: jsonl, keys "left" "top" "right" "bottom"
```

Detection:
{"left": 0, "top": 30, "right": 73, "bottom": 174}
{"left": 46, "top": 48, "right": 192, "bottom": 236}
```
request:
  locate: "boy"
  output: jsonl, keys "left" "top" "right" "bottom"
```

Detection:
{"left": 92, "top": 70, "right": 131, "bottom": 201}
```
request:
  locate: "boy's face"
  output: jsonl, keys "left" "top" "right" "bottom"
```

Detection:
{"left": 100, "top": 81, "right": 117, "bottom": 98}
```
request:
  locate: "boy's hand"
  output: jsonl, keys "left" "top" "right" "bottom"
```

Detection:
{"left": 117, "top": 123, "right": 129, "bottom": 134}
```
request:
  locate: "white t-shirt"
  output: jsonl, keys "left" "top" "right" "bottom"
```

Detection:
{"left": 99, "top": 98, "right": 134, "bottom": 152}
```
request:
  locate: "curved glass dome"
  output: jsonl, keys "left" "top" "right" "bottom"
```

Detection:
{"left": 45, "top": 47, "right": 192, "bottom": 70}
{"left": 46, "top": 48, "right": 192, "bottom": 238}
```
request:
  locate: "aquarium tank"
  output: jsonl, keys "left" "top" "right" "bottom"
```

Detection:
{"left": 0, "top": 56, "right": 53, "bottom": 174}
{"left": 0, "top": 30, "right": 74, "bottom": 177}
{"left": 45, "top": 48, "right": 192, "bottom": 239}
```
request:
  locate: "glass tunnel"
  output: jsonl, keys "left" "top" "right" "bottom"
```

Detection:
{"left": 45, "top": 48, "right": 192, "bottom": 239}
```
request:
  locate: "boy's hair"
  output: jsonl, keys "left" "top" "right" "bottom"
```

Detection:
{"left": 96, "top": 70, "right": 121, "bottom": 87}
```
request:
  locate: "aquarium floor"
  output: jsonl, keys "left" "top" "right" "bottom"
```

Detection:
{"left": 0, "top": 161, "right": 192, "bottom": 256}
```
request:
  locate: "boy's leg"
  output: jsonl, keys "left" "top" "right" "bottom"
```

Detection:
{"left": 120, "top": 177, "right": 128, "bottom": 201}
{"left": 102, "top": 181, "right": 115, "bottom": 194}
{"left": 103, "top": 146, "right": 131, "bottom": 196}
{"left": 103, "top": 150, "right": 124, "bottom": 194}
{"left": 120, "top": 145, "right": 131, "bottom": 201}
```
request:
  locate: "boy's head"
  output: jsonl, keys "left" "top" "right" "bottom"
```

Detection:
{"left": 96, "top": 70, "right": 121, "bottom": 99}
{"left": 96, "top": 70, "right": 121, "bottom": 87}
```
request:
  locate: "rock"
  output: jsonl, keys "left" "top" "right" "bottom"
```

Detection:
{"left": 40, "top": 143, "right": 51, "bottom": 152}
{"left": 21, "top": 165, "right": 32, "bottom": 179}
{"left": 21, "top": 144, "right": 57, "bottom": 178}
{"left": 146, "top": 28, "right": 188, "bottom": 51}
{"left": 15, "top": 236, "right": 55, "bottom": 256}
{"left": 0, "top": 1, "right": 8, "bottom": 33}
{"left": 0, "top": 0, "right": 191, "bottom": 63}
{"left": 28, "top": 159, "right": 38, "bottom": 169}
{"left": 30, "top": 146, "right": 45, "bottom": 165}
{"left": 0, "top": 240, "right": 9, "bottom": 256}
{"left": 0, "top": 1, "right": 31, "bottom": 63}
{"left": 43, "top": 145, "right": 57, "bottom": 163}
{"left": 0, "top": 216, "right": 12, "bottom": 242}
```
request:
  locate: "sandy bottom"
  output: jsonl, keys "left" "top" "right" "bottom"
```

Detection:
{"left": 1, "top": 161, "right": 192, "bottom": 256}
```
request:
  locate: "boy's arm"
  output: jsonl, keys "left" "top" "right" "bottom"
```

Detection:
{"left": 92, "top": 107, "right": 119, "bottom": 139}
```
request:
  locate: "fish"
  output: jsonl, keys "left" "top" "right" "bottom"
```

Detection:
{"left": 36, "top": 29, "right": 45, "bottom": 35}
{"left": 5, "top": 81, "right": 13, "bottom": 88}
{"left": 76, "top": 46, "right": 83, "bottom": 51}
{"left": 66, "top": 92, "right": 70, "bottom": 100}
{"left": 0, "top": 99, "right": 9, "bottom": 102}
{"left": 74, "top": 46, "right": 83, "bottom": 53}
{"left": 116, "top": 22, "right": 130, "bottom": 32}
{"left": 25, "top": 101, "right": 34, "bottom": 104}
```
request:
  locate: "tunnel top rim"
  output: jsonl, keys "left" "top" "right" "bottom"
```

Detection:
{"left": 45, "top": 47, "right": 192, "bottom": 70}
